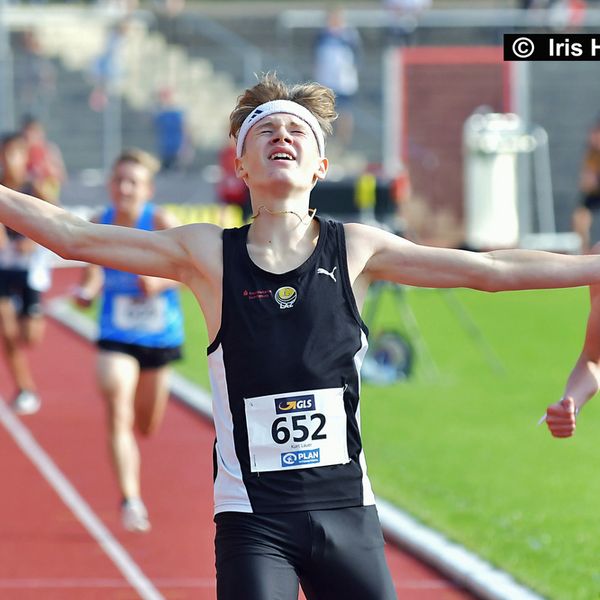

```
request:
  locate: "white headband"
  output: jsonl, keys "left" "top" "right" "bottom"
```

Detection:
{"left": 235, "top": 99, "right": 325, "bottom": 158}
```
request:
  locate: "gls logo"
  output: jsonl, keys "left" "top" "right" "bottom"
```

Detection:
{"left": 275, "top": 394, "right": 315, "bottom": 414}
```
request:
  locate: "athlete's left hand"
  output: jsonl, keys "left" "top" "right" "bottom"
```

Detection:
{"left": 545, "top": 397, "right": 578, "bottom": 438}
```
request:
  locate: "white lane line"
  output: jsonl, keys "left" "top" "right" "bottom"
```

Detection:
{"left": 0, "top": 578, "right": 215, "bottom": 589}
{"left": 0, "top": 398, "right": 164, "bottom": 600}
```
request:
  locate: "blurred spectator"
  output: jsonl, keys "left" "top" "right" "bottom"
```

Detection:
{"left": 153, "top": 87, "right": 192, "bottom": 171}
{"left": 383, "top": 0, "right": 431, "bottom": 46}
{"left": 573, "top": 119, "right": 600, "bottom": 253}
{"left": 521, "top": 0, "right": 588, "bottom": 30}
{"left": 216, "top": 138, "right": 251, "bottom": 220}
{"left": 313, "top": 7, "right": 361, "bottom": 149}
{"left": 20, "top": 116, "right": 66, "bottom": 204}
{"left": 548, "top": 0, "right": 587, "bottom": 31}
{"left": 14, "top": 30, "right": 57, "bottom": 123}
{"left": 89, "top": 20, "right": 129, "bottom": 112}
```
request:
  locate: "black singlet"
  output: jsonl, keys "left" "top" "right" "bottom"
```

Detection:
{"left": 207, "top": 217, "right": 376, "bottom": 514}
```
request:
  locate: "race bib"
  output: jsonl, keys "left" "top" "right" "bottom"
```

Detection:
{"left": 245, "top": 387, "right": 349, "bottom": 473}
{"left": 112, "top": 295, "right": 167, "bottom": 333}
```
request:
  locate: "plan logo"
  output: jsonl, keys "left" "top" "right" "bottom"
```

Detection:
{"left": 281, "top": 449, "right": 321, "bottom": 468}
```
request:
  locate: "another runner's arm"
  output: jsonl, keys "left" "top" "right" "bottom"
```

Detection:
{"left": 545, "top": 283, "right": 600, "bottom": 438}
{"left": 74, "top": 264, "right": 104, "bottom": 308}
{"left": 0, "top": 184, "right": 216, "bottom": 283}
{"left": 346, "top": 223, "right": 600, "bottom": 291}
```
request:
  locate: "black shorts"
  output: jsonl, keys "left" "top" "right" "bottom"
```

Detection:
{"left": 0, "top": 269, "right": 43, "bottom": 317}
{"left": 97, "top": 339, "right": 182, "bottom": 370}
{"left": 214, "top": 505, "right": 397, "bottom": 600}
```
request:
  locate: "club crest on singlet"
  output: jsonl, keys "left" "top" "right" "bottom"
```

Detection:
{"left": 274, "top": 286, "right": 297, "bottom": 309}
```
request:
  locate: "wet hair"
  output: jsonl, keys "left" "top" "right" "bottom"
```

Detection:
{"left": 113, "top": 148, "right": 160, "bottom": 178}
{"left": 229, "top": 72, "right": 337, "bottom": 141}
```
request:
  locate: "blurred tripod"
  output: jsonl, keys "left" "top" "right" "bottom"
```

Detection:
{"left": 362, "top": 281, "right": 505, "bottom": 384}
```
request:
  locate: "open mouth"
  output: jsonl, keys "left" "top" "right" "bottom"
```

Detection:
{"left": 269, "top": 152, "right": 295, "bottom": 161}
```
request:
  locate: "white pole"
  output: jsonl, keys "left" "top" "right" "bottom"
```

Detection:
{"left": 511, "top": 60, "right": 532, "bottom": 239}
{"left": 382, "top": 46, "right": 403, "bottom": 178}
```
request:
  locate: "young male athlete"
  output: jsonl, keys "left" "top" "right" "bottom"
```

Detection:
{"left": 4, "top": 74, "right": 600, "bottom": 598}
{"left": 74, "top": 148, "right": 184, "bottom": 532}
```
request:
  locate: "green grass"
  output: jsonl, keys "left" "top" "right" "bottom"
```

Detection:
{"left": 82, "top": 285, "right": 600, "bottom": 599}
{"left": 357, "top": 286, "right": 600, "bottom": 600}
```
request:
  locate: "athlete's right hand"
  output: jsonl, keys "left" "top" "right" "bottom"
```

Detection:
{"left": 545, "top": 397, "right": 578, "bottom": 438}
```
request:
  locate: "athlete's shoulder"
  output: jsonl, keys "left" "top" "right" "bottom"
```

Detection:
{"left": 342, "top": 221, "right": 376, "bottom": 242}
{"left": 343, "top": 221, "right": 406, "bottom": 263}
{"left": 343, "top": 221, "right": 400, "bottom": 242}
{"left": 173, "top": 221, "right": 224, "bottom": 242}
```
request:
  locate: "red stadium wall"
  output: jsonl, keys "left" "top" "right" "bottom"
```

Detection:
{"left": 388, "top": 47, "right": 513, "bottom": 244}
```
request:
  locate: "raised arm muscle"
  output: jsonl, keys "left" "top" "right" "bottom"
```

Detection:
{"left": 0, "top": 184, "right": 206, "bottom": 281}
{"left": 347, "top": 223, "right": 600, "bottom": 292}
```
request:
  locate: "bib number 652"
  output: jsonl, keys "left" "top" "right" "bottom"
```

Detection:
{"left": 271, "top": 414, "right": 327, "bottom": 444}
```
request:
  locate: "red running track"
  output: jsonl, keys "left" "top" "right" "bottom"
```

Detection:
{"left": 0, "top": 268, "right": 477, "bottom": 600}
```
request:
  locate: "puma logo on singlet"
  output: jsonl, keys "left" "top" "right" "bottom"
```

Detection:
{"left": 317, "top": 266, "right": 337, "bottom": 282}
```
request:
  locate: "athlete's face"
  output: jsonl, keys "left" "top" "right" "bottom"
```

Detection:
{"left": 235, "top": 114, "right": 328, "bottom": 193}
{"left": 109, "top": 161, "right": 154, "bottom": 214}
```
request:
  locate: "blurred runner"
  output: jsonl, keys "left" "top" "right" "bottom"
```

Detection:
{"left": 21, "top": 115, "right": 67, "bottom": 204}
{"left": 0, "top": 132, "right": 55, "bottom": 415}
{"left": 74, "top": 148, "right": 184, "bottom": 532}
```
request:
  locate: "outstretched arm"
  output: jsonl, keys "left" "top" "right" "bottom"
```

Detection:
{"left": 346, "top": 223, "right": 600, "bottom": 291}
{"left": 0, "top": 184, "right": 217, "bottom": 283}
{"left": 544, "top": 284, "right": 600, "bottom": 438}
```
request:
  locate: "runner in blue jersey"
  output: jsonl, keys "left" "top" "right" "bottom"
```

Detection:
{"left": 74, "top": 149, "right": 184, "bottom": 532}
{"left": 5, "top": 75, "right": 600, "bottom": 597}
